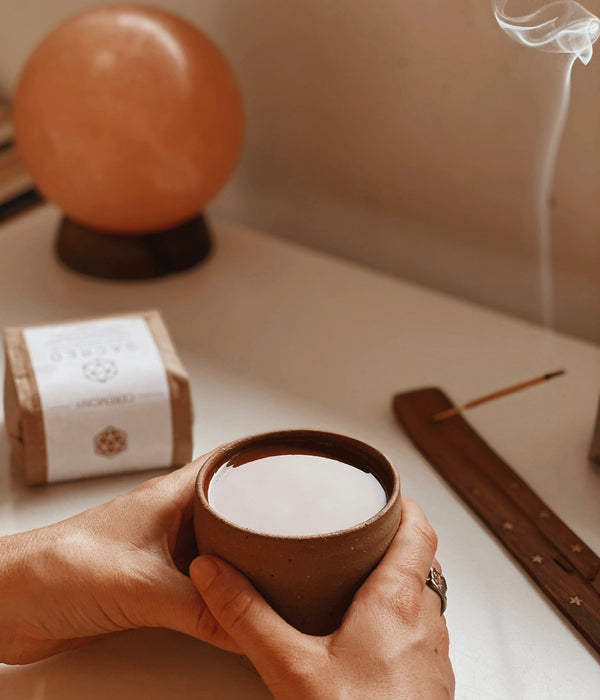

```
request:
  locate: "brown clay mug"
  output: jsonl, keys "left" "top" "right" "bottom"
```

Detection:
{"left": 193, "top": 429, "right": 401, "bottom": 635}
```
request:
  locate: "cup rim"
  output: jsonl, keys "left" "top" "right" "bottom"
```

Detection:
{"left": 194, "top": 429, "right": 400, "bottom": 541}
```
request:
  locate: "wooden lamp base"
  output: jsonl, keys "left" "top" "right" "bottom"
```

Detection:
{"left": 55, "top": 214, "right": 212, "bottom": 280}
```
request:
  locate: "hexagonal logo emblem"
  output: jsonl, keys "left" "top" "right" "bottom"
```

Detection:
{"left": 94, "top": 426, "right": 127, "bottom": 458}
{"left": 82, "top": 358, "right": 118, "bottom": 383}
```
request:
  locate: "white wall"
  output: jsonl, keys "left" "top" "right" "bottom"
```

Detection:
{"left": 2, "top": 1, "right": 600, "bottom": 343}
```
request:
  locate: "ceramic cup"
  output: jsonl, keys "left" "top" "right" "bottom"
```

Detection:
{"left": 193, "top": 429, "right": 401, "bottom": 635}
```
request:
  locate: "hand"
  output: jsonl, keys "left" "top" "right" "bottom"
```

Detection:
{"left": 190, "top": 496, "right": 455, "bottom": 699}
{"left": 0, "top": 458, "right": 239, "bottom": 664}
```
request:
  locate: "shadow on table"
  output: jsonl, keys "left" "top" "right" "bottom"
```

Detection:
{"left": 0, "top": 628, "right": 272, "bottom": 700}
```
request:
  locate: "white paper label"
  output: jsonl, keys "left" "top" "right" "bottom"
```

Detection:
{"left": 23, "top": 317, "right": 173, "bottom": 482}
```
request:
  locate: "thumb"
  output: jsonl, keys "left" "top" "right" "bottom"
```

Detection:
{"left": 190, "top": 555, "right": 311, "bottom": 675}
{"left": 141, "top": 567, "right": 241, "bottom": 654}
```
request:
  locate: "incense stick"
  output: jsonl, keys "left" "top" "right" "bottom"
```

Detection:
{"left": 432, "top": 370, "right": 566, "bottom": 422}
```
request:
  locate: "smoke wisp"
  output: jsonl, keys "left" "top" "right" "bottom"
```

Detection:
{"left": 493, "top": 0, "right": 600, "bottom": 63}
{"left": 492, "top": 1, "right": 600, "bottom": 327}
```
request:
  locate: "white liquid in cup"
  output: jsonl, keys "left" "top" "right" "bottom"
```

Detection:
{"left": 207, "top": 454, "right": 388, "bottom": 536}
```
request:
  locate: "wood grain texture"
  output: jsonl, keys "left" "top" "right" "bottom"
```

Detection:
{"left": 393, "top": 387, "right": 600, "bottom": 656}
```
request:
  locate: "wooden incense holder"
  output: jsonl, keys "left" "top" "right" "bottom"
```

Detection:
{"left": 56, "top": 214, "right": 212, "bottom": 280}
{"left": 393, "top": 387, "right": 600, "bottom": 656}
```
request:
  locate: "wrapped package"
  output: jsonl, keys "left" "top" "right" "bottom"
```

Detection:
{"left": 3, "top": 310, "right": 193, "bottom": 484}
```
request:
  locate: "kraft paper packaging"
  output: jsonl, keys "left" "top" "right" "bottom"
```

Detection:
{"left": 3, "top": 310, "right": 193, "bottom": 485}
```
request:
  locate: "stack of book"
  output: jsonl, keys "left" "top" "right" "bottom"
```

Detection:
{"left": 0, "top": 102, "right": 40, "bottom": 222}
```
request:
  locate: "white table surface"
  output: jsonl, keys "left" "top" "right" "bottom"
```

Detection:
{"left": 1, "top": 205, "right": 599, "bottom": 699}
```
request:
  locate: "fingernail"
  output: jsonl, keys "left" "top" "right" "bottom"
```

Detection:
{"left": 191, "top": 556, "right": 220, "bottom": 592}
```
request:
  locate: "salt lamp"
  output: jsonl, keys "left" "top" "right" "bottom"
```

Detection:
{"left": 14, "top": 5, "right": 244, "bottom": 278}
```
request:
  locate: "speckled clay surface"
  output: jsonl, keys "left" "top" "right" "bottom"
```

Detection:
{"left": 194, "top": 430, "right": 401, "bottom": 635}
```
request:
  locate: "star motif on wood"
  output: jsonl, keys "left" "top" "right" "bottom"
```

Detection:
{"left": 532, "top": 554, "right": 544, "bottom": 564}
{"left": 539, "top": 511, "right": 550, "bottom": 520}
{"left": 502, "top": 521, "right": 514, "bottom": 531}
{"left": 569, "top": 596, "right": 582, "bottom": 606}
{"left": 570, "top": 544, "right": 583, "bottom": 553}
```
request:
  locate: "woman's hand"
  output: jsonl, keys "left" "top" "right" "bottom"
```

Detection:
{"left": 1, "top": 462, "right": 454, "bottom": 700}
{"left": 190, "top": 496, "right": 455, "bottom": 699}
{"left": 0, "top": 458, "right": 237, "bottom": 664}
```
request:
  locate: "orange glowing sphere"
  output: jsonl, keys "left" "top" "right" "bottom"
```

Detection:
{"left": 14, "top": 5, "right": 244, "bottom": 233}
